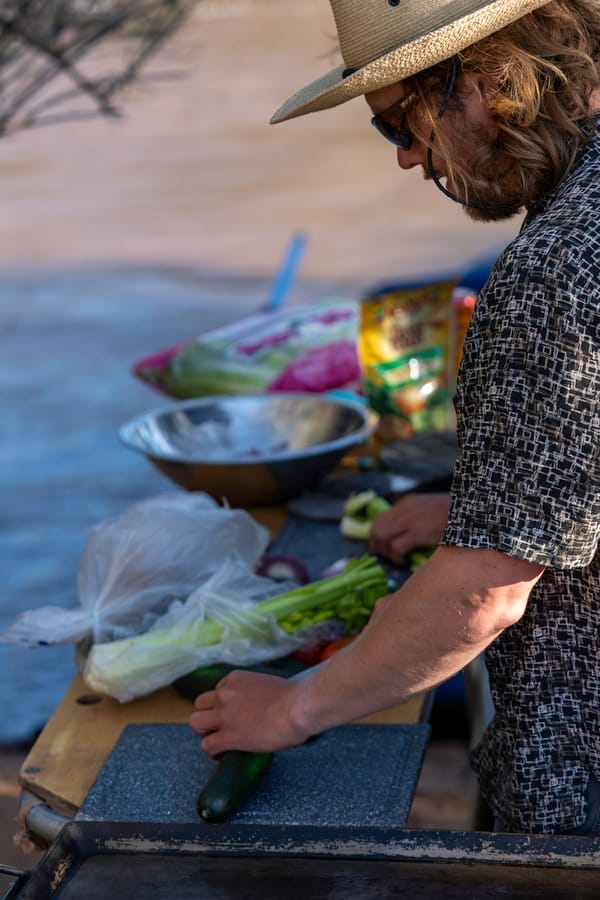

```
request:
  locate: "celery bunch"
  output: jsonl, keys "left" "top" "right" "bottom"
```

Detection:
{"left": 84, "top": 555, "right": 389, "bottom": 701}
{"left": 265, "top": 555, "right": 388, "bottom": 635}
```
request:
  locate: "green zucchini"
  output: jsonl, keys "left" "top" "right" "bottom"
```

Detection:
{"left": 197, "top": 750, "right": 272, "bottom": 823}
{"left": 173, "top": 658, "right": 305, "bottom": 701}
{"left": 173, "top": 663, "right": 236, "bottom": 699}
{"left": 176, "top": 657, "right": 309, "bottom": 822}
{"left": 174, "top": 662, "right": 289, "bottom": 823}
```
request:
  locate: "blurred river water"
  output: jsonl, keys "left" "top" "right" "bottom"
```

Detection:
{"left": 0, "top": 1, "right": 521, "bottom": 743}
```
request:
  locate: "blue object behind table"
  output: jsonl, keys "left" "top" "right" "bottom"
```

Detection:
{"left": 459, "top": 250, "right": 501, "bottom": 292}
{"left": 264, "top": 232, "right": 308, "bottom": 312}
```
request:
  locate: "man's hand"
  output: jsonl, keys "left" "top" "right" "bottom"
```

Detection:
{"left": 189, "top": 670, "right": 311, "bottom": 757}
{"left": 368, "top": 492, "right": 450, "bottom": 563}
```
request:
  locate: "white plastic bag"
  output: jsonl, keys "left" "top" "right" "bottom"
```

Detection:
{"left": 2, "top": 491, "right": 327, "bottom": 702}
{"left": 83, "top": 557, "right": 307, "bottom": 702}
{"left": 1, "top": 492, "right": 271, "bottom": 648}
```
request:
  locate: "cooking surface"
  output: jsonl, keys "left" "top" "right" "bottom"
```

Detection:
{"left": 13, "top": 822, "right": 600, "bottom": 900}
{"left": 20, "top": 854, "right": 600, "bottom": 900}
{"left": 77, "top": 722, "right": 430, "bottom": 828}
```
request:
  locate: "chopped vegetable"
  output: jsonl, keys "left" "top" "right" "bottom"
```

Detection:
{"left": 340, "top": 490, "right": 391, "bottom": 541}
{"left": 319, "top": 635, "right": 356, "bottom": 660}
{"left": 84, "top": 555, "right": 389, "bottom": 699}
{"left": 291, "top": 644, "right": 327, "bottom": 667}
{"left": 319, "top": 557, "right": 351, "bottom": 579}
{"left": 255, "top": 554, "right": 310, "bottom": 584}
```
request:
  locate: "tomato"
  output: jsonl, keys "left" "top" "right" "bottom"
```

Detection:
{"left": 319, "top": 636, "right": 356, "bottom": 660}
{"left": 291, "top": 644, "right": 327, "bottom": 667}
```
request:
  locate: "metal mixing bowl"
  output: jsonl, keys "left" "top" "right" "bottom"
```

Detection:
{"left": 119, "top": 393, "right": 378, "bottom": 507}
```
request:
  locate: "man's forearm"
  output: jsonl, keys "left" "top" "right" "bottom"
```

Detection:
{"left": 289, "top": 545, "right": 544, "bottom": 737}
{"left": 190, "top": 545, "right": 544, "bottom": 757}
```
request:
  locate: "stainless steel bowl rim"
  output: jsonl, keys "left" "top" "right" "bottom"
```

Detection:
{"left": 119, "top": 393, "right": 379, "bottom": 465}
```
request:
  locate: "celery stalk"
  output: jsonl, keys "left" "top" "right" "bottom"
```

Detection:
{"left": 84, "top": 556, "right": 389, "bottom": 701}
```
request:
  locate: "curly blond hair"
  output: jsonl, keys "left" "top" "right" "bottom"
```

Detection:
{"left": 408, "top": 0, "right": 600, "bottom": 209}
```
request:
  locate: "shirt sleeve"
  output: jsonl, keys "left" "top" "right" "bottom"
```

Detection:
{"left": 442, "top": 250, "right": 599, "bottom": 568}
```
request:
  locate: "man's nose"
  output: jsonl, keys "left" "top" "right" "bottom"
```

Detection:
{"left": 396, "top": 144, "right": 425, "bottom": 169}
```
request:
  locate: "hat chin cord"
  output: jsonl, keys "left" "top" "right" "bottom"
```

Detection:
{"left": 427, "top": 57, "right": 517, "bottom": 212}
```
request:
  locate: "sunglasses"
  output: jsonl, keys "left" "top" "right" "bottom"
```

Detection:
{"left": 370, "top": 91, "right": 418, "bottom": 150}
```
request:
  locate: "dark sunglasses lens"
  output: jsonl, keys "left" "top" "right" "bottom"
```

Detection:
{"left": 371, "top": 116, "right": 412, "bottom": 150}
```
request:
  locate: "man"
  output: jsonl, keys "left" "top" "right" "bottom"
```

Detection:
{"left": 190, "top": 0, "right": 600, "bottom": 835}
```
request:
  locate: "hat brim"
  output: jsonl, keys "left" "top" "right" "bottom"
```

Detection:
{"left": 271, "top": 0, "right": 552, "bottom": 124}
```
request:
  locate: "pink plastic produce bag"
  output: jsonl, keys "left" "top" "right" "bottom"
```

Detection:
{"left": 132, "top": 299, "right": 361, "bottom": 399}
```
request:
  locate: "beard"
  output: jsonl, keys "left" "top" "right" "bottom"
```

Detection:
{"left": 426, "top": 121, "right": 527, "bottom": 222}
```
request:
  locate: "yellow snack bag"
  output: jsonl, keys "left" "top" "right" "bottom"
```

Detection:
{"left": 358, "top": 280, "right": 457, "bottom": 441}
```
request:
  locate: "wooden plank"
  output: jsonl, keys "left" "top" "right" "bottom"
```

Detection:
{"left": 20, "top": 674, "right": 428, "bottom": 816}
{"left": 356, "top": 697, "right": 428, "bottom": 726}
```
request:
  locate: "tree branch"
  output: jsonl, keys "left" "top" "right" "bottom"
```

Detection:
{"left": 0, "top": 0, "right": 196, "bottom": 135}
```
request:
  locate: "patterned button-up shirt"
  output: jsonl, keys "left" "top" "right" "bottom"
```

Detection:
{"left": 442, "top": 122, "right": 600, "bottom": 833}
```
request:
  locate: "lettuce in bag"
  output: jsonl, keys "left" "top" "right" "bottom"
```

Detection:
{"left": 133, "top": 299, "right": 361, "bottom": 398}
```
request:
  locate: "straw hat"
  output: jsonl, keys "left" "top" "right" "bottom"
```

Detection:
{"left": 271, "top": 0, "right": 552, "bottom": 123}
